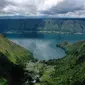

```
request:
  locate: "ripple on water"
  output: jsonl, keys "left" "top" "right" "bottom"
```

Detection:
{"left": 10, "top": 39, "right": 66, "bottom": 60}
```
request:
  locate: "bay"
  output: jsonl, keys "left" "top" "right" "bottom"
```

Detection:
{"left": 7, "top": 33, "right": 85, "bottom": 60}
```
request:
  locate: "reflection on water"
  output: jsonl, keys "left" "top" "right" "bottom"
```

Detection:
{"left": 10, "top": 39, "right": 66, "bottom": 60}
{"left": 9, "top": 33, "right": 85, "bottom": 60}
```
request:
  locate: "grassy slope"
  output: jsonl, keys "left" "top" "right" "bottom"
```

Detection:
{"left": 0, "top": 34, "right": 33, "bottom": 65}
{"left": 0, "top": 34, "right": 33, "bottom": 85}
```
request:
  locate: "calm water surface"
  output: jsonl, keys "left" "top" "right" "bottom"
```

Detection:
{"left": 7, "top": 33, "right": 85, "bottom": 60}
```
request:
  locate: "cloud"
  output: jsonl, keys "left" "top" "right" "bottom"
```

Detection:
{"left": 0, "top": 0, "right": 85, "bottom": 17}
{"left": 38, "top": 0, "right": 63, "bottom": 11}
{"left": 0, "top": 0, "right": 38, "bottom": 15}
{"left": 40, "top": 0, "right": 85, "bottom": 16}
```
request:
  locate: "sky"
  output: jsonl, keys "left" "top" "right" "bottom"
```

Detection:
{"left": 0, "top": 0, "right": 85, "bottom": 17}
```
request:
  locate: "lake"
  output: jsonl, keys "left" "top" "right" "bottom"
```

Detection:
{"left": 6, "top": 33, "right": 85, "bottom": 60}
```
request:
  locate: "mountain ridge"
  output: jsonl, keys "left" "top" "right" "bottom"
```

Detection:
{"left": 0, "top": 19, "right": 85, "bottom": 34}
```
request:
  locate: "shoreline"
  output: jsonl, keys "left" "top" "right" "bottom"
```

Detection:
{"left": 4, "top": 31, "right": 85, "bottom": 35}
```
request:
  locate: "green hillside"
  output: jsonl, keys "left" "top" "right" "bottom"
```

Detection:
{"left": 0, "top": 34, "right": 33, "bottom": 85}
{"left": 38, "top": 40, "right": 85, "bottom": 85}
{"left": 0, "top": 34, "right": 33, "bottom": 65}
{"left": 0, "top": 52, "right": 25, "bottom": 85}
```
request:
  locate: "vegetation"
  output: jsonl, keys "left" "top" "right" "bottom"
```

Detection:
{"left": 0, "top": 34, "right": 85, "bottom": 85}
{"left": 23, "top": 40, "right": 85, "bottom": 85}
{"left": 40, "top": 40, "right": 85, "bottom": 85}
{"left": 0, "top": 34, "right": 33, "bottom": 85}
{"left": 0, "top": 52, "right": 25, "bottom": 85}
{"left": 0, "top": 34, "right": 33, "bottom": 65}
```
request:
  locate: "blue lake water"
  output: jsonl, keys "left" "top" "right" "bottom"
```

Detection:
{"left": 7, "top": 33, "right": 85, "bottom": 60}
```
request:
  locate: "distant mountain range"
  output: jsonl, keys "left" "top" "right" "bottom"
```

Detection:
{"left": 0, "top": 18, "right": 85, "bottom": 34}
